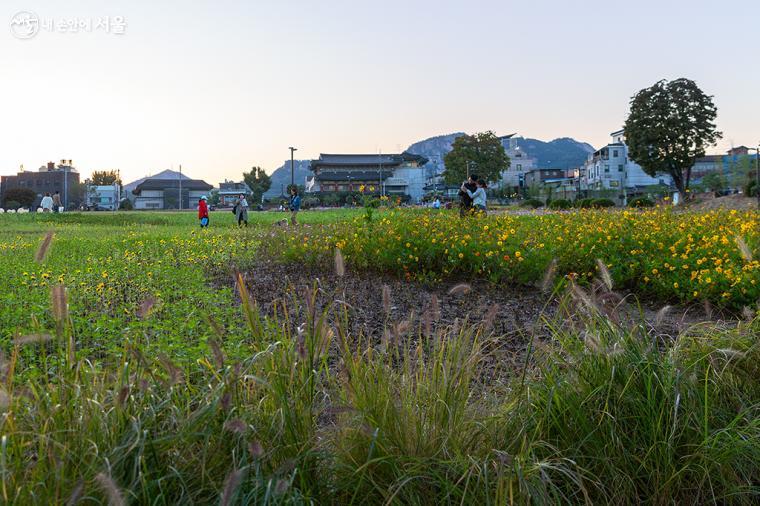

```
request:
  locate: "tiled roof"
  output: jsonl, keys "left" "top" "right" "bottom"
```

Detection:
{"left": 315, "top": 171, "right": 392, "bottom": 182}
{"left": 133, "top": 178, "right": 212, "bottom": 192}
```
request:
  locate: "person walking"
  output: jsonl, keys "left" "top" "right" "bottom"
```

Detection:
{"left": 235, "top": 193, "right": 249, "bottom": 227}
{"left": 40, "top": 192, "right": 54, "bottom": 213}
{"left": 458, "top": 174, "right": 478, "bottom": 217}
{"left": 289, "top": 187, "right": 301, "bottom": 226}
{"left": 52, "top": 191, "right": 62, "bottom": 213}
{"left": 462, "top": 179, "right": 488, "bottom": 214}
{"left": 198, "top": 195, "right": 209, "bottom": 228}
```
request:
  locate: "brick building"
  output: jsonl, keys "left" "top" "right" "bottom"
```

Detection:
{"left": 1, "top": 161, "right": 80, "bottom": 209}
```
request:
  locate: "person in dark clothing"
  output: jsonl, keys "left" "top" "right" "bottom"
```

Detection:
{"left": 289, "top": 187, "right": 301, "bottom": 226}
{"left": 458, "top": 174, "right": 478, "bottom": 217}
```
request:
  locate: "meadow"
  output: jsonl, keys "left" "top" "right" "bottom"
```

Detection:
{"left": 0, "top": 208, "right": 758, "bottom": 504}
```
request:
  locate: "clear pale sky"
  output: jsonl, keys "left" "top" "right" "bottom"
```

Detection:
{"left": 2, "top": 0, "right": 758, "bottom": 184}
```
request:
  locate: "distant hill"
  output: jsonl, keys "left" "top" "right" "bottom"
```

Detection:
{"left": 263, "top": 160, "right": 312, "bottom": 198}
{"left": 263, "top": 133, "right": 595, "bottom": 197}
{"left": 405, "top": 133, "right": 595, "bottom": 172}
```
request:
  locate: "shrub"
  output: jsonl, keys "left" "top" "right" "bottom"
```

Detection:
{"left": 118, "top": 199, "right": 133, "bottom": 210}
{"left": 4, "top": 200, "right": 21, "bottom": 210}
{"left": 548, "top": 199, "right": 572, "bottom": 210}
{"left": 628, "top": 196, "right": 654, "bottom": 208}
{"left": 575, "top": 198, "right": 595, "bottom": 208}
{"left": 521, "top": 198, "right": 544, "bottom": 208}
{"left": 591, "top": 198, "right": 616, "bottom": 208}
{"left": 3, "top": 187, "right": 37, "bottom": 208}
{"left": 745, "top": 180, "right": 757, "bottom": 198}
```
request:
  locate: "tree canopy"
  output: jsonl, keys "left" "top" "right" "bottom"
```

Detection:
{"left": 90, "top": 170, "right": 121, "bottom": 186}
{"left": 243, "top": 166, "right": 272, "bottom": 203}
{"left": 624, "top": 78, "right": 722, "bottom": 196}
{"left": 2, "top": 188, "right": 37, "bottom": 208}
{"left": 443, "top": 131, "right": 510, "bottom": 185}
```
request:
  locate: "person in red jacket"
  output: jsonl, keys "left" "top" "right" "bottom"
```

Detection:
{"left": 198, "top": 196, "right": 209, "bottom": 228}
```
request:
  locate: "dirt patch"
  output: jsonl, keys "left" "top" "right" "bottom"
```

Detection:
{"left": 687, "top": 194, "right": 757, "bottom": 211}
{"left": 234, "top": 261, "right": 715, "bottom": 359}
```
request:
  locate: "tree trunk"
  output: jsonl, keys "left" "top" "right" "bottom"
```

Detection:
{"left": 671, "top": 167, "right": 686, "bottom": 199}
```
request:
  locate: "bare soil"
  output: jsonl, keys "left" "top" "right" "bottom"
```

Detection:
{"left": 235, "top": 261, "right": 716, "bottom": 361}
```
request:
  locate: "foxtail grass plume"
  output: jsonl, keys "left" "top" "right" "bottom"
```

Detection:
{"left": 35, "top": 231, "right": 54, "bottom": 264}
{"left": 220, "top": 468, "right": 245, "bottom": 506}
{"left": 136, "top": 297, "right": 156, "bottom": 319}
{"left": 15, "top": 333, "right": 53, "bottom": 346}
{"left": 50, "top": 284, "right": 68, "bottom": 325}
{"left": 483, "top": 304, "right": 500, "bottom": 332}
{"left": 334, "top": 248, "right": 345, "bottom": 277}
{"left": 382, "top": 284, "right": 392, "bottom": 314}
{"left": 430, "top": 294, "right": 441, "bottom": 321}
{"left": 65, "top": 479, "right": 85, "bottom": 506}
{"left": 735, "top": 235, "right": 753, "bottom": 262}
{"left": 208, "top": 337, "right": 225, "bottom": 369}
{"left": 540, "top": 258, "right": 558, "bottom": 293}
{"left": 596, "top": 259, "right": 614, "bottom": 291}
{"left": 223, "top": 418, "right": 247, "bottom": 434}
{"left": 654, "top": 305, "right": 671, "bottom": 327}
{"left": 248, "top": 440, "right": 264, "bottom": 459}
{"left": 95, "top": 473, "right": 125, "bottom": 506}
{"left": 448, "top": 283, "right": 472, "bottom": 296}
{"left": 0, "top": 388, "right": 10, "bottom": 410}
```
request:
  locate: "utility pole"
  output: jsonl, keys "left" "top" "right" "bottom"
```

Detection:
{"left": 178, "top": 164, "right": 182, "bottom": 210}
{"left": 378, "top": 149, "right": 383, "bottom": 196}
{"left": 751, "top": 145, "right": 760, "bottom": 209}
{"left": 289, "top": 147, "right": 297, "bottom": 189}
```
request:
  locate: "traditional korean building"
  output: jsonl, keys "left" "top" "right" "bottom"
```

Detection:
{"left": 307, "top": 152, "right": 428, "bottom": 201}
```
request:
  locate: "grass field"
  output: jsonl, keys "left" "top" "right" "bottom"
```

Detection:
{"left": 0, "top": 208, "right": 758, "bottom": 504}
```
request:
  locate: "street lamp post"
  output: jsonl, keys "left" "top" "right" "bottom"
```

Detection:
{"left": 289, "top": 147, "right": 298, "bottom": 189}
{"left": 749, "top": 145, "right": 760, "bottom": 209}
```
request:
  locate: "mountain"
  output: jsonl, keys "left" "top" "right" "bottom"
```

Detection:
{"left": 517, "top": 137, "right": 595, "bottom": 168}
{"left": 123, "top": 170, "right": 192, "bottom": 194}
{"left": 263, "top": 160, "right": 312, "bottom": 198}
{"left": 404, "top": 133, "right": 595, "bottom": 172}
{"left": 262, "top": 133, "right": 595, "bottom": 197}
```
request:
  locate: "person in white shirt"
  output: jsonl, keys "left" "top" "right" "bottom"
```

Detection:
{"left": 461, "top": 180, "right": 488, "bottom": 214}
{"left": 40, "top": 193, "right": 54, "bottom": 213}
{"left": 432, "top": 197, "right": 441, "bottom": 209}
{"left": 234, "top": 194, "right": 249, "bottom": 227}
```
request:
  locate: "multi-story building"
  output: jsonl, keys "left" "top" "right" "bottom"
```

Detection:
{"left": 499, "top": 134, "right": 538, "bottom": 189}
{"left": 307, "top": 152, "right": 429, "bottom": 201}
{"left": 131, "top": 177, "right": 212, "bottom": 210}
{"left": 582, "top": 130, "right": 671, "bottom": 193}
{"left": 85, "top": 182, "right": 122, "bottom": 210}
{"left": 0, "top": 160, "right": 80, "bottom": 210}
{"left": 217, "top": 180, "right": 251, "bottom": 207}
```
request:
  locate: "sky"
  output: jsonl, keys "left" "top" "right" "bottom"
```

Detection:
{"left": 1, "top": 0, "right": 759, "bottom": 184}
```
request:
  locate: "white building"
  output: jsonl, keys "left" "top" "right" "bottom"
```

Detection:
{"left": 582, "top": 129, "right": 671, "bottom": 192}
{"left": 499, "top": 134, "right": 538, "bottom": 189}
{"left": 85, "top": 183, "right": 121, "bottom": 210}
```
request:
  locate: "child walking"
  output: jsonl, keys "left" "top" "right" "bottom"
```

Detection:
{"left": 198, "top": 196, "right": 209, "bottom": 228}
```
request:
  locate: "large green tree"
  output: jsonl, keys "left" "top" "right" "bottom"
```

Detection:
{"left": 624, "top": 78, "right": 722, "bottom": 196}
{"left": 243, "top": 166, "right": 272, "bottom": 203}
{"left": 443, "top": 131, "right": 510, "bottom": 185}
{"left": 90, "top": 170, "right": 121, "bottom": 186}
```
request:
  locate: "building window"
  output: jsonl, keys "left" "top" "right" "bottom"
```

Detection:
{"left": 618, "top": 165, "right": 624, "bottom": 172}
{"left": 604, "top": 165, "right": 610, "bottom": 173}
{"left": 516, "top": 164, "right": 522, "bottom": 171}
{"left": 613, "top": 150, "right": 619, "bottom": 157}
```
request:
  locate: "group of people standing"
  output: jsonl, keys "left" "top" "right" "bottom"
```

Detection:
{"left": 196, "top": 186, "right": 301, "bottom": 228}
{"left": 39, "top": 191, "right": 63, "bottom": 213}
{"left": 458, "top": 174, "right": 488, "bottom": 216}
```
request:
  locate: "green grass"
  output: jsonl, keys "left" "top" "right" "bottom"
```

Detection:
{"left": 0, "top": 211, "right": 758, "bottom": 504}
